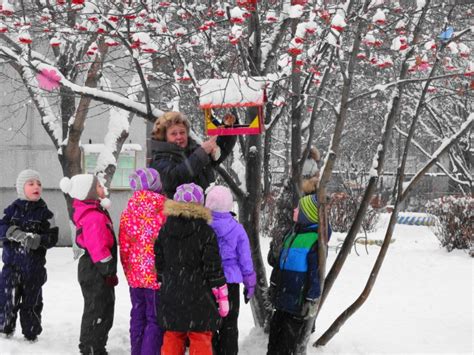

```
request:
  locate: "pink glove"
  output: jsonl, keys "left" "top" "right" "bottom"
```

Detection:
{"left": 212, "top": 284, "right": 229, "bottom": 317}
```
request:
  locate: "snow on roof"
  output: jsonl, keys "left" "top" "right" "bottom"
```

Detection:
{"left": 82, "top": 143, "right": 142, "bottom": 154}
{"left": 198, "top": 74, "right": 267, "bottom": 109}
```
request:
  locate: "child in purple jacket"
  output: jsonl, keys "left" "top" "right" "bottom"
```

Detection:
{"left": 205, "top": 185, "right": 256, "bottom": 355}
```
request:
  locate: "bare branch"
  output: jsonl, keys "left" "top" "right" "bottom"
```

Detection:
{"left": 401, "top": 114, "right": 473, "bottom": 201}
{"left": 394, "top": 125, "right": 471, "bottom": 187}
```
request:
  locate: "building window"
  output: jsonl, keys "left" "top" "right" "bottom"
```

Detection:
{"left": 82, "top": 144, "right": 142, "bottom": 189}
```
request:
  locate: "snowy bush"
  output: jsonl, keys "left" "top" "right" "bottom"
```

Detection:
{"left": 426, "top": 196, "right": 473, "bottom": 255}
{"left": 329, "top": 192, "right": 379, "bottom": 233}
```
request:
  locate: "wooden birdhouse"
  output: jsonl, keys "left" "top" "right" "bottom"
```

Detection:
{"left": 198, "top": 75, "right": 267, "bottom": 136}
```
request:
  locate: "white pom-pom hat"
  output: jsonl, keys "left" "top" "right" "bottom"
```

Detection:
{"left": 60, "top": 174, "right": 99, "bottom": 201}
{"left": 100, "top": 197, "right": 112, "bottom": 210}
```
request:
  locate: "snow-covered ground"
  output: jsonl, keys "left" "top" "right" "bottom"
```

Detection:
{"left": 0, "top": 213, "right": 472, "bottom": 354}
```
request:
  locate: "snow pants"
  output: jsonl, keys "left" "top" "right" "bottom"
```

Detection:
{"left": 267, "top": 309, "right": 306, "bottom": 355}
{"left": 0, "top": 262, "right": 46, "bottom": 340}
{"left": 129, "top": 287, "right": 163, "bottom": 355}
{"left": 213, "top": 283, "right": 240, "bottom": 355}
{"left": 78, "top": 255, "right": 115, "bottom": 355}
{"left": 162, "top": 331, "right": 213, "bottom": 355}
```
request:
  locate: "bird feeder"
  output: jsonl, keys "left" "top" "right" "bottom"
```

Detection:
{"left": 198, "top": 75, "right": 266, "bottom": 136}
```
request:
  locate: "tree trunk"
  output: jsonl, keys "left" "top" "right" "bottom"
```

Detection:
{"left": 315, "top": 200, "right": 401, "bottom": 346}
{"left": 295, "top": 199, "right": 329, "bottom": 355}
{"left": 239, "top": 109, "right": 267, "bottom": 327}
{"left": 320, "top": 91, "right": 402, "bottom": 308}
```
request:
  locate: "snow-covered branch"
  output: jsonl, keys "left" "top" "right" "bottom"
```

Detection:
{"left": 394, "top": 125, "right": 470, "bottom": 187}
{"left": 401, "top": 114, "right": 473, "bottom": 201}
{"left": 94, "top": 76, "right": 144, "bottom": 186}
{"left": 0, "top": 47, "right": 161, "bottom": 120}
{"left": 348, "top": 72, "right": 467, "bottom": 104}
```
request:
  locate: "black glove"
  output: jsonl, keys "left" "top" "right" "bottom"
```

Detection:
{"left": 95, "top": 258, "right": 117, "bottom": 277}
{"left": 301, "top": 299, "right": 320, "bottom": 320}
{"left": 6, "top": 226, "right": 28, "bottom": 243}
{"left": 104, "top": 274, "right": 118, "bottom": 287}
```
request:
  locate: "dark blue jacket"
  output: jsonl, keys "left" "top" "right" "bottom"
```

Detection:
{"left": 0, "top": 199, "right": 58, "bottom": 269}
{"left": 268, "top": 223, "right": 324, "bottom": 316}
{"left": 150, "top": 136, "right": 236, "bottom": 198}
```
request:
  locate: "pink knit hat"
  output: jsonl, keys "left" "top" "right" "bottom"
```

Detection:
{"left": 205, "top": 185, "right": 234, "bottom": 212}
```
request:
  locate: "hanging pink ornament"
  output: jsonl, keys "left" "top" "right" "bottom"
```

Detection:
{"left": 37, "top": 68, "right": 61, "bottom": 91}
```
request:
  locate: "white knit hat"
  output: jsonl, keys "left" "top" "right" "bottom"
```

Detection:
{"left": 59, "top": 174, "right": 98, "bottom": 201}
{"left": 16, "top": 169, "right": 41, "bottom": 200}
{"left": 205, "top": 185, "right": 234, "bottom": 212}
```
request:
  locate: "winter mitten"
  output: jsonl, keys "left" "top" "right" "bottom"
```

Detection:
{"left": 211, "top": 146, "right": 221, "bottom": 161}
{"left": 243, "top": 272, "right": 257, "bottom": 303}
{"left": 243, "top": 286, "right": 255, "bottom": 304}
{"left": 104, "top": 274, "right": 119, "bottom": 287}
{"left": 40, "top": 227, "right": 59, "bottom": 249}
{"left": 302, "top": 298, "right": 320, "bottom": 319}
{"left": 95, "top": 257, "right": 117, "bottom": 276}
{"left": 23, "top": 233, "right": 41, "bottom": 251}
{"left": 212, "top": 284, "right": 229, "bottom": 317}
{"left": 6, "top": 226, "right": 28, "bottom": 244}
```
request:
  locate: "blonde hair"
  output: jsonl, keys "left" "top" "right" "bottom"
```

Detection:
{"left": 151, "top": 111, "right": 190, "bottom": 141}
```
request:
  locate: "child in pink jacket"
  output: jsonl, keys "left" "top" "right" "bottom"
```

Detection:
{"left": 60, "top": 174, "right": 117, "bottom": 355}
{"left": 119, "top": 168, "right": 167, "bottom": 355}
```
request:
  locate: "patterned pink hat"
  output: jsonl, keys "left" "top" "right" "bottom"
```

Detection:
{"left": 173, "top": 183, "right": 204, "bottom": 205}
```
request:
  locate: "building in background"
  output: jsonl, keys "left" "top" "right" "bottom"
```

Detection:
{"left": 0, "top": 96, "right": 152, "bottom": 246}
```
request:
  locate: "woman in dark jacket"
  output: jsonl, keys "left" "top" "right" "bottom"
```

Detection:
{"left": 155, "top": 183, "right": 228, "bottom": 354}
{"left": 150, "top": 111, "right": 236, "bottom": 198}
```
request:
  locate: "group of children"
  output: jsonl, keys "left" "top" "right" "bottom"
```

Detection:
{"left": 0, "top": 167, "right": 324, "bottom": 355}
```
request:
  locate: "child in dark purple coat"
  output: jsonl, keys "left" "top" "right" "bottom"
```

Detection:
{"left": 205, "top": 185, "right": 256, "bottom": 355}
{"left": 0, "top": 169, "right": 58, "bottom": 342}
